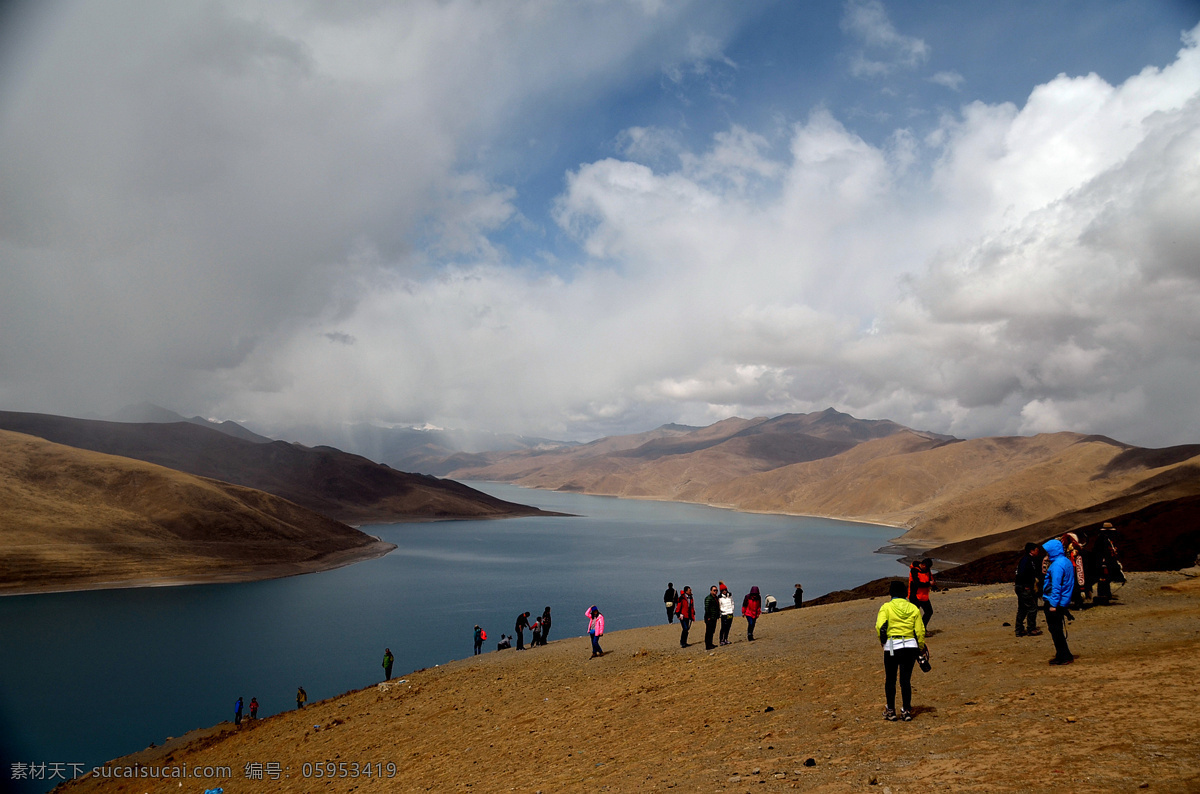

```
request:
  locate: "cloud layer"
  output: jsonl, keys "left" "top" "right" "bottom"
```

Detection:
{"left": 2, "top": 3, "right": 1199, "bottom": 447}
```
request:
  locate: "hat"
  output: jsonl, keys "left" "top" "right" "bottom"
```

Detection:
{"left": 1102, "top": 522, "right": 1114, "bottom": 528}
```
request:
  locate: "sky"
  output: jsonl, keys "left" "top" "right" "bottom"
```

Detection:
{"left": 1, "top": 0, "right": 1199, "bottom": 447}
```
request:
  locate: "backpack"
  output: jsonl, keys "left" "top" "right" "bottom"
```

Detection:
{"left": 480, "top": 629, "right": 487, "bottom": 641}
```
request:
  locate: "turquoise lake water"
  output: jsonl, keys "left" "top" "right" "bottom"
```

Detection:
{"left": 0, "top": 483, "right": 903, "bottom": 792}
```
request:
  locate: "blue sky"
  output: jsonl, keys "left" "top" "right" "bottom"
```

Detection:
{"left": 1, "top": 0, "right": 1199, "bottom": 447}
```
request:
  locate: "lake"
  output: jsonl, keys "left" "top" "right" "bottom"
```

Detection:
{"left": 0, "top": 483, "right": 902, "bottom": 792}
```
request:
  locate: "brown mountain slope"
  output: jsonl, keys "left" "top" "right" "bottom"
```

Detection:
{"left": 449, "top": 408, "right": 943, "bottom": 499}
{"left": 695, "top": 433, "right": 1200, "bottom": 549}
{"left": 448, "top": 409, "right": 1200, "bottom": 556}
{"left": 0, "top": 411, "right": 546, "bottom": 524}
{"left": 0, "top": 430, "right": 393, "bottom": 593}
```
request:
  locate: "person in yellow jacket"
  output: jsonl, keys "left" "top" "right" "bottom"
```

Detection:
{"left": 876, "top": 580, "right": 927, "bottom": 722}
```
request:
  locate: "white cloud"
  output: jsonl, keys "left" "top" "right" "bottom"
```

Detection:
{"left": 929, "top": 70, "right": 964, "bottom": 91}
{"left": 3, "top": 2, "right": 1199, "bottom": 451}
{"left": 219, "top": 22, "right": 1200, "bottom": 446}
{"left": 841, "top": 0, "right": 929, "bottom": 78}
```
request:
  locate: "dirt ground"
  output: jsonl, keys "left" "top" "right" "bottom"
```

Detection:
{"left": 60, "top": 571, "right": 1200, "bottom": 794}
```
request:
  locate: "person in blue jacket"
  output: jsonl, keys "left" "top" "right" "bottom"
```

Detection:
{"left": 1042, "top": 538, "right": 1076, "bottom": 665}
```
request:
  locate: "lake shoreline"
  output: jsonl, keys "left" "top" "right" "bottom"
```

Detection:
{"left": 0, "top": 538, "right": 397, "bottom": 598}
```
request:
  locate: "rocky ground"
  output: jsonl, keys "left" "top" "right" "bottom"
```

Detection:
{"left": 61, "top": 571, "right": 1200, "bottom": 794}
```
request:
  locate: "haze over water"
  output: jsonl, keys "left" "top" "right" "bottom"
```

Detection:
{"left": 0, "top": 483, "right": 901, "bottom": 793}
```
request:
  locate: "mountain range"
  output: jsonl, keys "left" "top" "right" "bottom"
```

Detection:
{"left": 443, "top": 408, "right": 1200, "bottom": 569}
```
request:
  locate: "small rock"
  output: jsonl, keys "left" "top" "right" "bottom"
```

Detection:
{"left": 752, "top": 768, "right": 760, "bottom": 775}
{"left": 728, "top": 776, "right": 742, "bottom": 784}
{"left": 774, "top": 773, "right": 786, "bottom": 779}
{"left": 1066, "top": 716, "right": 1077, "bottom": 723}
{"left": 869, "top": 775, "right": 879, "bottom": 785}
{"left": 764, "top": 706, "right": 775, "bottom": 712}
{"left": 1139, "top": 784, "right": 1149, "bottom": 789}
{"left": 804, "top": 758, "right": 816, "bottom": 767}
{"left": 1002, "top": 622, "right": 1011, "bottom": 626}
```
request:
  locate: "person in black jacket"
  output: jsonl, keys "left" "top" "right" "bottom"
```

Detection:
{"left": 541, "top": 607, "right": 553, "bottom": 644}
{"left": 514, "top": 611, "right": 531, "bottom": 650}
{"left": 703, "top": 585, "right": 720, "bottom": 650}
{"left": 1014, "top": 543, "right": 1043, "bottom": 637}
{"left": 663, "top": 583, "right": 678, "bottom": 623}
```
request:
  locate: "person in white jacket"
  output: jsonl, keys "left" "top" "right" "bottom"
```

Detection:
{"left": 718, "top": 584, "right": 735, "bottom": 645}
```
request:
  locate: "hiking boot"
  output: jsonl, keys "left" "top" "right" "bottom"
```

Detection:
{"left": 883, "top": 708, "right": 897, "bottom": 721}
{"left": 1015, "top": 631, "right": 1026, "bottom": 637}
{"left": 1027, "top": 629, "right": 1043, "bottom": 636}
{"left": 1049, "top": 656, "right": 1074, "bottom": 665}
{"left": 901, "top": 709, "right": 913, "bottom": 722}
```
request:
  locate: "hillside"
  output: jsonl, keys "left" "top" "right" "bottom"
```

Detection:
{"left": 61, "top": 570, "right": 1200, "bottom": 793}
{"left": 0, "top": 411, "right": 548, "bottom": 525}
{"left": 0, "top": 430, "right": 393, "bottom": 594}
{"left": 447, "top": 410, "right": 1200, "bottom": 554}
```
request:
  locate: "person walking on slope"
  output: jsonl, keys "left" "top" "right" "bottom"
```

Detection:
{"left": 908, "top": 559, "right": 936, "bottom": 628}
{"left": 793, "top": 583, "right": 803, "bottom": 609}
{"left": 675, "top": 586, "right": 696, "bottom": 647}
{"left": 586, "top": 606, "right": 605, "bottom": 658}
{"left": 541, "top": 607, "right": 553, "bottom": 643}
{"left": 234, "top": 696, "right": 243, "bottom": 726}
{"left": 1014, "top": 544, "right": 1043, "bottom": 637}
{"left": 382, "top": 647, "right": 394, "bottom": 680}
{"left": 703, "top": 585, "right": 720, "bottom": 650}
{"left": 1042, "top": 538, "right": 1076, "bottom": 665}
{"left": 876, "top": 580, "right": 927, "bottom": 722}
{"left": 718, "top": 584, "right": 735, "bottom": 645}
{"left": 515, "top": 611, "right": 531, "bottom": 651}
{"left": 296, "top": 686, "right": 307, "bottom": 709}
{"left": 742, "top": 586, "right": 762, "bottom": 641}
{"left": 473, "top": 626, "right": 485, "bottom": 655}
{"left": 664, "top": 583, "right": 678, "bottom": 624}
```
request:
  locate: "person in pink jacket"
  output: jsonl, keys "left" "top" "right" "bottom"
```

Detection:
{"left": 586, "top": 605, "right": 605, "bottom": 658}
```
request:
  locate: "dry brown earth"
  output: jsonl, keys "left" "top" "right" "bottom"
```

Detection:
{"left": 63, "top": 571, "right": 1200, "bottom": 794}
{"left": 0, "top": 429, "right": 392, "bottom": 594}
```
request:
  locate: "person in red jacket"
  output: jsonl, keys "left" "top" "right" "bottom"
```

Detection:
{"left": 674, "top": 586, "right": 696, "bottom": 647}
{"left": 908, "top": 559, "right": 936, "bottom": 628}
{"left": 741, "top": 586, "right": 762, "bottom": 641}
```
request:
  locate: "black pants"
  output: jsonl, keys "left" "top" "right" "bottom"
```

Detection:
{"left": 516, "top": 629, "right": 525, "bottom": 650}
{"left": 384, "top": 664, "right": 393, "bottom": 679}
{"left": 1015, "top": 586, "right": 1038, "bottom": 634}
{"left": 719, "top": 616, "right": 732, "bottom": 643}
{"left": 542, "top": 624, "right": 551, "bottom": 643}
{"left": 883, "top": 648, "right": 919, "bottom": 711}
{"left": 666, "top": 604, "right": 675, "bottom": 623}
{"left": 679, "top": 618, "right": 692, "bottom": 646}
{"left": 912, "top": 599, "right": 932, "bottom": 628}
{"left": 1044, "top": 606, "right": 1073, "bottom": 661}
{"left": 704, "top": 618, "right": 718, "bottom": 649}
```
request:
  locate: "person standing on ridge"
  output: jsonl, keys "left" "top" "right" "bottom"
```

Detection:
{"left": 663, "top": 583, "right": 678, "bottom": 623}
{"left": 1014, "top": 544, "right": 1043, "bottom": 637}
{"left": 249, "top": 697, "right": 258, "bottom": 720}
{"left": 703, "top": 585, "right": 720, "bottom": 650}
{"left": 474, "top": 626, "right": 485, "bottom": 655}
{"left": 793, "top": 583, "right": 803, "bottom": 609}
{"left": 531, "top": 616, "right": 543, "bottom": 647}
{"left": 515, "top": 611, "right": 531, "bottom": 651}
{"left": 742, "top": 586, "right": 762, "bottom": 641}
{"left": 675, "top": 586, "right": 695, "bottom": 647}
{"left": 541, "top": 607, "right": 553, "bottom": 644}
{"left": 234, "top": 696, "right": 243, "bottom": 726}
{"left": 296, "top": 686, "right": 307, "bottom": 709}
{"left": 1042, "top": 538, "right": 1076, "bottom": 665}
{"left": 718, "top": 584, "right": 735, "bottom": 646}
{"left": 876, "top": 580, "right": 927, "bottom": 722}
{"left": 382, "top": 647, "right": 394, "bottom": 680}
{"left": 908, "top": 559, "right": 936, "bottom": 628}
{"left": 586, "top": 605, "right": 605, "bottom": 658}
